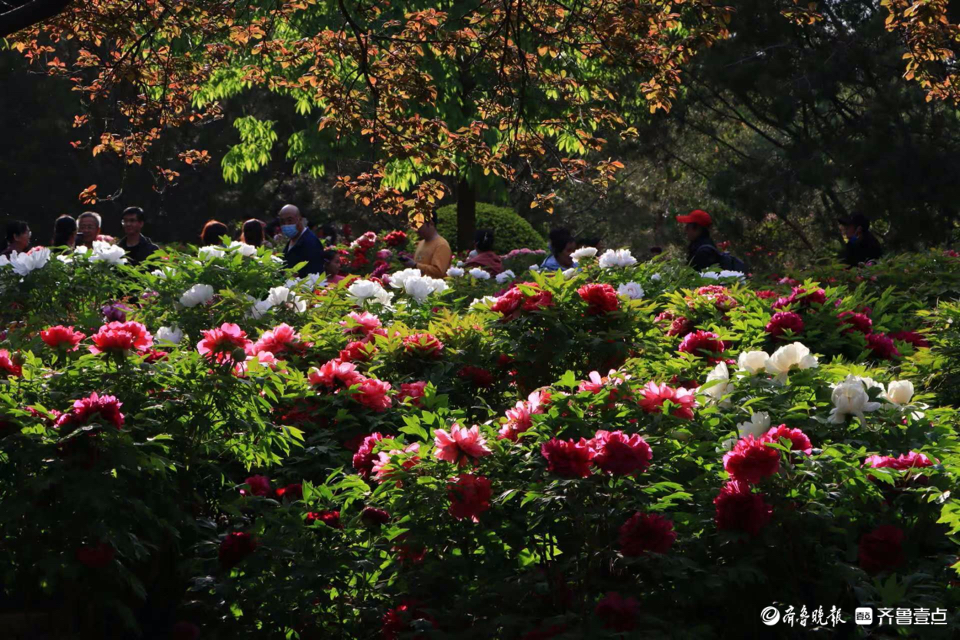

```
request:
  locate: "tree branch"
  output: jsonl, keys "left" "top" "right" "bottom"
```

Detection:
{"left": 0, "top": 0, "right": 72, "bottom": 38}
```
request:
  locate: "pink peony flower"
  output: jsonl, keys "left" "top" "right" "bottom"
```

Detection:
{"left": 678, "top": 330, "right": 726, "bottom": 360}
{"left": 41, "top": 325, "right": 85, "bottom": 351}
{"left": 591, "top": 430, "right": 652, "bottom": 476}
{"left": 763, "top": 425, "right": 813, "bottom": 455}
{"left": 639, "top": 382, "right": 696, "bottom": 420}
{"left": 340, "top": 311, "right": 382, "bottom": 336}
{"left": 196, "top": 323, "right": 250, "bottom": 364}
{"left": 434, "top": 423, "right": 492, "bottom": 466}
{"left": 541, "top": 438, "right": 595, "bottom": 478}
{"left": 308, "top": 358, "right": 364, "bottom": 389}
{"left": 352, "top": 433, "right": 384, "bottom": 478}
{"left": 372, "top": 443, "right": 420, "bottom": 483}
{"left": 499, "top": 390, "right": 550, "bottom": 440}
{"left": 402, "top": 332, "right": 444, "bottom": 358}
{"left": 249, "top": 323, "right": 300, "bottom": 356}
{"left": 723, "top": 435, "right": 780, "bottom": 484}
{"left": 352, "top": 377, "right": 392, "bottom": 412}
{"left": 618, "top": 511, "right": 676, "bottom": 556}
{"left": 399, "top": 381, "right": 428, "bottom": 406}
{"left": 89, "top": 321, "right": 153, "bottom": 355}
{"left": 56, "top": 392, "right": 124, "bottom": 429}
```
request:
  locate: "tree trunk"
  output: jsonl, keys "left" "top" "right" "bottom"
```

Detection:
{"left": 456, "top": 177, "right": 476, "bottom": 252}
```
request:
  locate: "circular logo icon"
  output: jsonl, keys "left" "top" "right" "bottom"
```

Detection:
{"left": 761, "top": 607, "right": 781, "bottom": 626}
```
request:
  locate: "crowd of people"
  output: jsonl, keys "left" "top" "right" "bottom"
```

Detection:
{"left": 0, "top": 205, "right": 884, "bottom": 279}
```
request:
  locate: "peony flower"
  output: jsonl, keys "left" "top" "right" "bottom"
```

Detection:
{"left": 447, "top": 266, "right": 465, "bottom": 277}
{"left": 56, "top": 392, "right": 124, "bottom": 429}
{"left": 179, "top": 283, "right": 215, "bottom": 308}
{"left": 884, "top": 380, "right": 914, "bottom": 406}
{"left": 595, "top": 592, "right": 639, "bottom": 632}
{"left": 889, "top": 330, "right": 929, "bottom": 349}
{"left": 399, "top": 381, "right": 428, "bottom": 406}
{"left": 76, "top": 542, "right": 115, "bottom": 569}
{"left": 700, "top": 362, "right": 733, "bottom": 408}
{"left": 678, "top": 330, "right": 726, "bottom": 360}
{"left": 736, "top": 412, "right": 771, "bottom": 439}
{"left": 858, "top": 525, "right": 905, "bottom": 574}
{"left": 528, "top": 264, "right": 540, "bottom": 273}
{"left": 571, "top": 246, "right": 598, "bottom": 261}
{"left": 541, "top": 438, "right": 595, "bottom": 478}
{"left": 838, "top": 311, "right": 872, "bottom": 334}
{"left": 275, "top": 483, "right": 303, "bottom": 501}
{"left": 562, "top": 267, "right": 578, "bottom": 279}
{"left": 308, "top": 358, "right": 364, "bottom": 389}
{"left": 240, "top": 475, "right": 273, "bottom": 497}
{"left": 468, "top": 267, "right": 491, "bottom": 280}
{"left": 764, "top": 425, "right": 812, "bottom": 455}
{"left": 381, "top": 601, "right": 435, "bottom": 640}
{"left": 89, "top": 321, "right": 153, "bottom": 355}
{"left": 403, "top": 275, "right": 446, "bottom": 303}
{"left": 372, "top": 442, "right": 420, "bottom": 484}
{"left": 384, "top": 230, "right": 407, "bottom": 247}
{"left": 591, "top": 431, "right": 652, "bottom": 476}
{"left": 250, "top": 323, "right": 300, "bottom": 356}
{"left": 339, "top": 340, "right": 376, "bottom": 362}
{"left": 10, "top": 247, "right": 51, "bottom": 275}
{"left": 829, "top": 375, "right": 882, "bottom": 424}
{"left": 306, "top": 510, "right": 343, "bottom": 529}
{"left": 765, "top": 342, "right": 818, "bottom": 382}
{"left": 737, "top": 350, "right": 770, "bottom": 375}
{"left": 865, "top": 451, "right": 935, "bottom": 471}
{"left": 258, "top": 286, "right": 307, "bottom": 314}
{"left": 402, "top": 332, "right": 444, "bottom": 357}
{"left": 198, "top": 245, "right": 225, "bottom": 260}
{"left": 352, "top": 433, "right": 384, "bottom": 478}
{"left": 434, "top": 423, "right": 492, "bottom": 465}
{"left": 499, "top": 390, "right": 550, "bottom": 440}
{"left": 361, "top": 507, "right": 391, "bottom": 527}
{"left": 41, "top": 325, "right": 85, "bottom": 351}
{"left": 617, "top": 282, "right": 645, "bottom": 300}
{"left": 457, "top": 365, "right": 495, "bottom": 388}
{"left": 447, "top": 473, "right": 492, "bottom": 521}
{"left": 219, "top": 532, "right": 257, "bottom": 569}
{"left": 618, "top": 512, "right": 676, "bottom": 556}
{"left": 87, "top": 241, "right": 127, "bottom": 265}
{"left": 578, "top": 283, "right": 620, "bottom": 314}
{"left": 865, "top": 332, "right": 900, "bottom": 360}
{"left": 639, "top": 382, "right": 696, "bottom": 420}
{"left": 598, "top": 248, "right": 637, "bottom": 269}
{"left": 714, "top": 480, "right": 772, "bottom": 536}
{"left": 388, "top": 268, "right": 423, "bottom": 289}
{"left": 352, "top": 378, "right": 392, "bottom": 412}
{"left": 723, "top": 435, "right": 780, "bottom": 484}
{"left": 346, "top": 279, "right": 394, "bottom": 307}
{"left": 495, "top": 269, "right": 516, "bottom": 284}
{"left": 196, "top": 323, "right": 251, "bottom": 365}
{"left": 155, "top": 325, "right": 184, "bottom": 345}
{"left": 765, "top": 311, "right": 805, "bottom": 338}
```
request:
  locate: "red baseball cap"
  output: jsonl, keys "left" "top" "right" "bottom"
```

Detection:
{"left": 676, "top": 209, "right": 712, "bottom": 227}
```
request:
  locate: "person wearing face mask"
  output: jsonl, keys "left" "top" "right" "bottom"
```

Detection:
{"left": 838, "top": 212, "right": 883, "bottom": 268}
{"left": 278, "top": 204, "right": 325, "bottom": 277}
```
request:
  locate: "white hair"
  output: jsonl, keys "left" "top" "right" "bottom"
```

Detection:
{"left": 78, "top": 211, "right": 102, "bottom": 228}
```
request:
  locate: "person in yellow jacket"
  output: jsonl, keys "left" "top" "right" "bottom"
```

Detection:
{"left": 400, "top": 213, "right": 452, "bottom": 278}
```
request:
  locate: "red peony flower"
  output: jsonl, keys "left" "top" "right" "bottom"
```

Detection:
{"left": 578, "top": 283, "right": 620, "bottom": 314}
{"left": 714, "top": 480, "right": 773, "bottom": 536}
{"left": 457, "top": 365, "right": 495, "bottom": 387}
{"left": 76, "top": 542, "right": 115, "bottom": 568}
{"left": 591, "top": 430, "right": 652, "bottom": 476}
{"left": 275, "top": 483, "right": 303, "bottom": 501}
{"left": 0, "top": 349, "right": 22, "bottom": 378}
{"left": 522, "top": 624, "right": 568, "bottom": 640}
{"left": 865, "top": 332, "right": 900, "bottom": 360}
{"left": 339, "top": 340, "right": 377, "bottom": 362}
{"left": 402, "top": 332, "right": 444, "bottom": 358}
{"left": 541, "top": 438, "right": 595, "bottom": 478}
{"left": 352, "top": 377, "right": 392, "bottom": 412}
{"left": 491, "top": 287, "right": 524, "bottom": 316}
{"left": 308, "top": 358, "right": 365, "bottom": 389}
{"left": 249, "top": 323, "right": 300, "bottom": 356}
{"left": 384, "top": 230, "right": 408, "bottom": 247}
{"left": 361, "top": 506, "right": 391, "bottom": 527}
{"left": 56, "top": 392, "right": 124, "bottom": 430}
{"left": 763, "top": 425, "right": 812, "bottom": 455}
{"left": 522, "top": 287, "right": 554, "bottom": 312}
{"left": 219, "top": 532, "right": 257, "bottom": 569}
{"left": 754, "top": 290, "right": 779, "bottom": 300}
{"left": 723, "top": 435, "right": 780, "bottom": 484}
{"left": 772, "top": 286, "right": 826, "bottom": 310}
{"left": 241, "top": 475, "right": 273, "bottom": 497}
{"left": 765, "top": 311, "right": 804, "bottom": 338}
{"left": 858, "top": 525, "right": 905, "bottom": 574}
{"left": 618, "top": 511, "right": 676, "bottom": 556}
{"left": 595, "top": 592, "right": 640, "bottom": 632}
{"left": 307, "top": 510, "right": 343, "bottom": 529}
{"left": 352, "top": 433, "right": 384, "bottom": 478}
{"left": 837, "top": 311, "right": 872, "bottom": 335}
{"left": 639, "top": 382, "right": 696, "bottom": 420}
{"left": 434, "top": 423, "right": 492, "bottom": 465}
{"left": 399, "top": 381, "right": 428, "bottom": 406}
{"left": 447, "top": 473, "right": 492, "bottom": 521}
{"left": 41, "top": 325, "right": 85, "bottom": 351}
{"left": 197, "top": 323, "right": 251, "bottom": 364}
{"left": 381, "top": 601, "right": 435, "bottom": 640}
{"left": 889, "top": 330, "right": 929, "bottom": 349}
{"left": 89, "top": 321, "right": 153, "bottom": 355}
{"left": 678, "top": 330, "right": 726, "bottom": 360}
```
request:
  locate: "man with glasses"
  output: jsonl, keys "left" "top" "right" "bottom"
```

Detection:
{"left": 117, "top": 206, "right": 159, "bottom": 265}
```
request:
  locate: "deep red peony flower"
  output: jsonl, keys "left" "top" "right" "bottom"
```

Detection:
{"left": 678, "top": 330, "right": 726, "bottom": 359}
{"left": 56, "top": 392, "right": 124, "bottom": 430}
{"left": 361, "top": 506, "right": 391, "bottom": 527}
{"left": 89, "top": 321, "right": 154, "bottom": 355}
{"left": 457, "top": 365, "right": 495, "bottom": 387}
{"left": 838, "top": 311, "right": 872, "bottom": 334}
{"left": 858, "top": 525, "right": 905, "bottom": 574}
{"left": 352, "top": 377, "right": 393, "bottom": 412}
{"left": 714, "top": 480, "right": 773, "bottom": 536}
{"left": 219, "top": 532, "right": 258, "bottom": 569}
{"left": 399, "top": 381, "right": 428, "bottom": 406}
{"left": 434, "top": 423, "right": 492, "bottom": 465}
{"left": 491, "top": 287, "right": 524, "bottom": 315}
{"left": 308, "top": 358, "right": 365, "bottom": 389}
{"left": 352, "top": 433, "right": 384, "bottom": 478}
{"left": 241, "top": 475, "right": 273, "bottom": 497}
{"left": 595, "top": 592, "right": 640, "bottom": 632}
{"left": 723, "top": 435, "right": 780, "bottom": 484}
{"left": 578, "top": 283, "right": 620, "bottom": 314}
{"left": 765, "top": 311, "right": 804, "bottom": 338}
{"left": 448, "top": 473, "right": 493, "bottom": 521}
{"left": 865, "top": 332, "right": 900, "bottom": 360}
{"left": 41, "top": 325, "right": 85, "bottom": 351}
{"left": 339, "top": 340, "right": 376, "bottom": 362}
{"left": 522, "top": 287, "right": 554, "bottom": 312}
{"left": 772, "top": 286, "right": 826, "bottom": 310}
{"left": 639, "top": 382, "right": 696, "bottom": 420}
{"left": 275, "top": 483, "right": 303, "bottom": 501}
{"left": 402, "top": 332, "right": 444, "bottom": 357}
{"left": 763, "top": 425, "right": 813, "bottom": 455}
{"left": 384, "top": 230, "right": 408, "bottom": 247}
{"left": 541, "top": 438, "right": 595, "bottom": 478}
{"left": 618, "top": 511, "right": 676, "bottom": 556}
{"left": 889, "top": 330, "right": 929, "bottom": 349}
{"left": 307, "top": 510, "right": 343, "bottom": 529}
{"left": 249, "top": 323, "right": 300, "bottom": 356}
{"left": 591, "top": 430, "right": 652, "bottom": 476}
{"left": 381, "top": 601, "right": 435, "bottom": 640}
{"left": 0, "top": 349, "right": 22, "bottom": 378}
{"left": 197, "top": 323, "right": 251, "bottom": 364}
{"left": 755, "top": 290, "right": 779, "bottom": 300}
{"left": 76, "top": 542, "right": 115, "bottom": 568}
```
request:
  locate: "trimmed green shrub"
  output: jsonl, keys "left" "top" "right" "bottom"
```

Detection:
{"left": 436, "top": 202, "right": 547, "bottom": 253}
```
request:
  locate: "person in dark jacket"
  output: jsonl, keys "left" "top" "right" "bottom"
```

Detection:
{"left": 1, "top": 220, "right": 31, "bottom": 256}
{"left": 676, "top": 209, "right": 721, "bottom": 271}
{"left": 838, "top": 213, "right": 883, "bottom": 267}
{"left": 117, "top": 207, "right": 159, "bottom": 265}
{"left": 278, "top": 204, "right": 325, "bottom": 277}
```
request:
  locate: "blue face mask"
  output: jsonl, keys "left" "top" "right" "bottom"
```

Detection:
{"left": 281, "top": 224, "right": 299, "bottom": 238}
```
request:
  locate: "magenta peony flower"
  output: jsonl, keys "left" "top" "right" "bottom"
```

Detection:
{"left": 447, "top": 473, "right": 492, "bottom": 521}
{"left": 765, "top": 311, "right": 804, "bottom": 338}
{"left": 889, "top": 330, "right": 929, "bottom": 349}
{"left": 196, "top": 323, "right": 250, "bottom": 364}
{"left": 858, "top": 525, "right": 905, "bottom": 574}
{"left": 714, "top": 480, "right": 772, "bottom": 536}
{"left": 361, "top": 506, "right": 391, "bottom": 527}
{"left": 838, "top": 311, "right": 872, "bottom": 334}
{"left": 763, "top": 425, "right": 812, "bottom": 455}
{"left": 241, "top": 475, "right": 273, "bottom": 497}
{"left": 541, "top": 438, "right": 595, "bottom": 478}
{"left": 352, "top": 378, "right": 392, "bottom": 412}
{"left": 219, "top": 532, "right": 257, "bottom": 569}
{"left": 591, "top": 430, "right": 652, "bottom": 476}
{"left": 399, "top": 381, "right": 428, "bottom": 406}
{"left": 249, "top": 323, "right": 300, "bottom": 356}
{"left": 865, "top": 332, "right": 900, "bottom": 360}
{"left": 89, "top": 321, "right": 153, "bottom": 355}
{"left": 0, "top": 349, "right": 22, "bottom": 378}
{"left": 618, "top": 512, "right": 676, "bottom": 556}
{"left": 41, "top": 325, "right": 85, "bottom": 351}
{"left": 434, "top": 423, "right": 492, "bottom": 465}
{"left": 352, "top": 433, "right": 384, "bottom": 478}
{"left": 340, "top": 311, "right": 382, "bottom": 336}
{"left": 723, "top": 435, "right": 780, "bottom": 484}
{"left": 308, "top": 358, "right": 364, "bottom": 389}
{"left": 56, "top": 392, "right": 124, "bottom": 430}
{"left": 678, "top": 330, "right": 726, "bottom": 359}
{"left": 595, "top": 592, "right": 640, "bottom": 632}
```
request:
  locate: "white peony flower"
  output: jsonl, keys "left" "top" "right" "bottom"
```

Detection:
{"left": 700, "top": 362, "right": 734, "bottom": 408}
{"left": 468, "top": 268, "right": 491, "bottom": 280}
{"left": 737, "top": 350, "right": 771, "bottom": 375}
{"left": 571, "top": 247, "right": 597, "bottom": 261}
{"left": 388, "top": 268, "right": 423, "bottom": 289}
{"left": 737, "top": 412, "right": 771, "bottom": 439}
{"left": 263, "top": 286, "right": 307, "bottom": 313}
{"left": 89, "top": 241, "right": 127, "bottom": 266}
{"left": 151, "top": 268, "right": 172, "bottom": 280}
{"left": 529, "top": 264, "right": 540, "bottom": 273}
{"left": 719, "top": 270, "right": 746, "bottom": 279}
{"left": 469, "top": 296, "right": 498, "bottom": 310}
{"left": 562, "top": 267, "right": 578, "bottom": 280}
{"left": 0, "top": 255, "right": 9, "bottom": 268}
{"left": 179, "top": 283, "right": 215, "bottom": 308}
{"left": 347, "top": 279, "right": 394, "bottom": 307}
{"left": 829, "top": 375, "right": 882, "bottom": 424}
{"left": 700, "top": 271, "right": 719, "bottom": 280}
{"left": 403, "top": 275, "right": 445, "bottom": 304}
{"left": 765, "top": 342, "right": 819, "bottom": 382}
{"left": 495, "top": 269, "right": 516, "bottom": 284}
{"left": 229, "top": 241, "right": 257, "bottom": 257}
{"left": 10, "top": 248, "right": 51, "bottom": 276}
{"left": 617, "top": 282, "right": 645, "bottom": 300}
{"left": 285, "top": 272, "right": 324, "bottom": 291}
{"left": 651, "top": 273, "right": 662, "bottom": 282}
{"left": 198, "top": 245, "right": 226, "bottom": 260}
{"left": 155, "top": 326, "right": 184, "bottom": 344}
{"left": 598, "top": 249, "right": 637, "bottom": 269}
{"left": 885, "top": 380, "right": 915, "bottom": 406}
{"left": 56, "top": 254, "right": 74, "bottom": 265}
{"left": 447, "top": 266, "right": 465, "bottom": 277}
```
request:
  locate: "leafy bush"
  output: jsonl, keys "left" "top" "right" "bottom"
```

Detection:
{"left": 436, "top": 202, "right": 547, "bottom": 253}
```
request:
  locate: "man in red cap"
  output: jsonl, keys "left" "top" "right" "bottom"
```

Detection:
{"left": 676, "top": 209, "right": 722, "bottom": 271}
